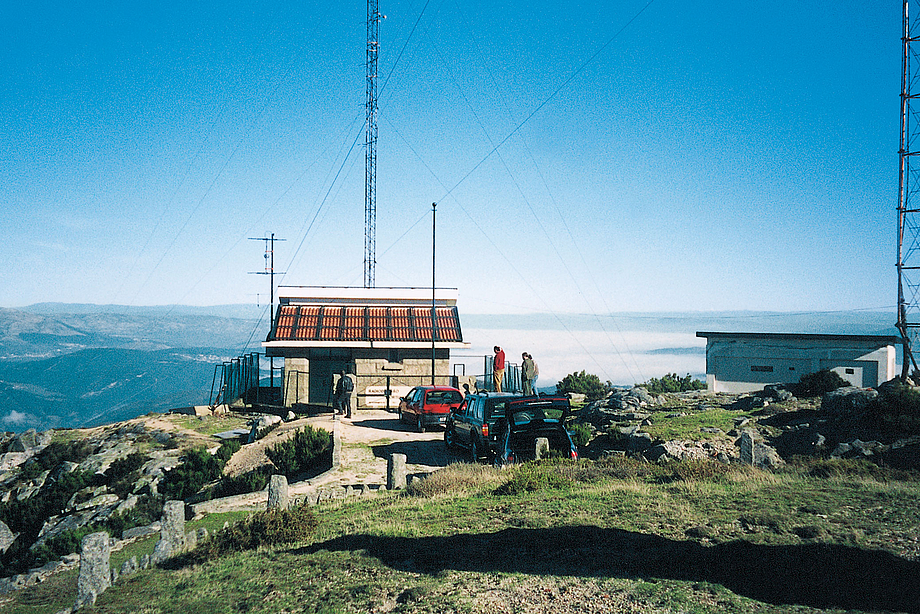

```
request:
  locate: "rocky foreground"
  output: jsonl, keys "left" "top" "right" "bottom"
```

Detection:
{"left": 572, "top": 383, "right": 920, "bottom": 470}
{"left": 0, "top": 382, "right": 918, "bottom": 602}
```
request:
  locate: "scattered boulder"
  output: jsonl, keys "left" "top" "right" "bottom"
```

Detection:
{"left": 738, "top": 429, "right": 784, "bottom": 469}
{"left": 822, "top": 386, "right": 878, "bottom": 414}
{"left": 0, "top": 521, "right": 15, "bottom": 554}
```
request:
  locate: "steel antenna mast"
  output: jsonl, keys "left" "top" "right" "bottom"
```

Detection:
{"left": 249, "top": 234, "right": 286, "bottom": 387}
{"left": 898, "top": 0, "right": 920, "bottom": 380}
{"left": 365, "top": 0, "right": 381, "bottom": 288}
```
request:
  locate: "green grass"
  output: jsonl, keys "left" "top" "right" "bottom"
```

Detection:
{"left": 642, "top": 408, "right": 748, "bottom": 441}
{"left": 4, "top": 460, "right": 920, "bottom": 614}
{"left": 164, "top": 414, "right": 249, "bottom": 436}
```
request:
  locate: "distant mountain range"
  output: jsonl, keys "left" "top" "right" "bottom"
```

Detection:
{"left": 0, "top": 304, "right": 900, "bottom": 432}
{"left": 0, "top": 304, "right": 270, "bottom": 432}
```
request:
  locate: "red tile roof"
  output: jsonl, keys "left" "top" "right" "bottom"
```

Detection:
{"left": 268, "top": 304, "right": 463, "bottom": 343}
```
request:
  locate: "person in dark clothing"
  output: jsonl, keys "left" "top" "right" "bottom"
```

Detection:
{"left": 334, "top": 370, "right": 354, "bottom": 418}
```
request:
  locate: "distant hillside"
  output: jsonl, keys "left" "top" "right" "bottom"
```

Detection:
{"left": 0, "top": 305, "right": 269, "bottom": 431}
{"left": 0, "top": 304, "right": 901, "bottom": 432}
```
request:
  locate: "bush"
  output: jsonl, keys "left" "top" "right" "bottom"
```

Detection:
{"left": 159, "top": 447, "right": 224, "bottom": 501}
{"left": 495, "top": 461, "right": 576, "bottom": 495}
{"left": 569, "top": 423, "right": 593, "bottom": 448}
{"left": 265, "top": 426, "right": 330, "bottom": 478}
{"left": 105, "top": 496, "right": 164, "bottom": 537}
{"left": 215, "top": 439, "right": 242, "bottom": 462}
{"left": 190, "top": 505, "right": 318, "bottom": 561}
{"left": 556, "top": 371, "right": 610, "bottom": 401}
{"left": 214, "top": 467, "right": 273, "bottom": 498}
{"left": 639, "top": 373, "right": 706, "bottom": 394}
{"left": 106, "top": 452, "right": 147, "bottom": 498}
{"left": 791, "top": 369, "right": 849, "bottom": 398}
{"left": 868, "top": 380, "right": 920, "bottom": 436}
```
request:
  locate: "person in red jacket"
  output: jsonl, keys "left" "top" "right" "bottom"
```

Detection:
{"left": 493, "top": 346, "right": 506, "bottom": 392}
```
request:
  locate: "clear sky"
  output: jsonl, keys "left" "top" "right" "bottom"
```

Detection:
{"left": 0, "top": 0, "right": 900, "bottom": 317}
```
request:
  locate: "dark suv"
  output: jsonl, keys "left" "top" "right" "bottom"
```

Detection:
{"left": 444, "top": 392, "right": 531, "bottom": 462}
{"left": 494, "top": 396, "right": 577, "bottom": 465}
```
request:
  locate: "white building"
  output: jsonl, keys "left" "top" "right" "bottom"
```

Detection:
{"left": 695, "top": 331, "right": 900, "bottom": 394}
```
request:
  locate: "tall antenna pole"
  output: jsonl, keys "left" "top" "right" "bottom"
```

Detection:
{"left": 365, "top": 0, "right": 380, "bottom": 288}
{"left": 431, "top": 202, "right": 437, "bottom": 386}
{"left": 898, "top": 0, "right": 920, "bottom": 380}
{"left": 249, "top": 234, "right": 286, "bottom": 387}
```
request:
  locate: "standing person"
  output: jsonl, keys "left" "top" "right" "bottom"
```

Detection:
{"left": 493, "top": 346, "right": 506, "bottom": 392}
{"left": 522, "top": 352, "right": 536, "bottom": 396}
{"left": 531, "top": 354, "right": 540, "bottom": 393}
{"left": 334, "top": 370, "right": 354, "bottom": 418}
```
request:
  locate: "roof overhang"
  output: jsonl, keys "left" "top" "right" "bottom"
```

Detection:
{"left": 696, "top": 331, "right": 902, "bottom": 345}
{"left": 263, "top": 340, "right": 470, "bottom": 349}
{"left": 278, "top": 286, "right": 458, "bottom": 307}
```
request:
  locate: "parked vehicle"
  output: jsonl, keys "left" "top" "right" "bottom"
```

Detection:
{"left": 398, "top": 386, "right": 464, "bottom": 432}
{"left": 444, "top": 392, "right": 521, "bottom": 462}
{"left": 493, "top": 396, "right": 578, "bottom": 466}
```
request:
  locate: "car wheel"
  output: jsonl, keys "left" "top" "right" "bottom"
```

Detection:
{"left": 444, "top": 425, "right": 454, "bottom": 449}
{"left": 416, "top": 415, "right": 425, "bottom": 433}
{"left": 469, "top": 437, "right": 479, "bottom": 463}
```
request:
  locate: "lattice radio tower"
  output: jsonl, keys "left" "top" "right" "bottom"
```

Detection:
{"left": 898, "top": 0, "right": 920, "bottom": 378}
{"left": 365, "top": 0, "right": 380, "bottom": 288}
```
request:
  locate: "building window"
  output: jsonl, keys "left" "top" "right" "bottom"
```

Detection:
{"left": 845, "top": 368, "right": 854, "bottom": 375}
{"left": 751, "top": 365, "right": 774, "bottom": 373}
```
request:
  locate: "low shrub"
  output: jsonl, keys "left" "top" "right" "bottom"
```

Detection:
{"left": 190, "top": 504, "right": 318, "bottom": 562}
{"left": 495, "top": 461, "right": 576, "bottom": 495}
{"left": 106, "top": 452, "right": 147, "bottom": 498}
{"left": 639, "top": 373, "right": 706, "bottom": 394}
{"left": 556, "top": 371, "right": 610, "bottom": 401}
{"left": 214, "top": 466, "right": 273, "bottom": 498}
{"left": 791, "top": 369, "right": 849, "bottom": 398}
{"left": 569, "top": 423, "right": 593, "bottom": 448}
{"left": 105, "top": 496, "right": 164, "bottom": 537}
{"left": 215, "top": 438, "right": 242, "bottom": 462}
{"left": 159, "top": 447, "right": 224, "bottom": 501}
{"left": 407, "top": 463, "right": 502, "bottom": 497}
{"left": 265, "top": 426, "right": 330, "bottom": 478}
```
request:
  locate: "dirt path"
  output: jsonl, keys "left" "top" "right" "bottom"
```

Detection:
{"left": 319, "top": 409, "right": 456, "bottom": 487}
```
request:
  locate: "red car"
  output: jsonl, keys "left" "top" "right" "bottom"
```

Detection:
{"left": 398, "top": 385, "right": 464, "bottom": 432}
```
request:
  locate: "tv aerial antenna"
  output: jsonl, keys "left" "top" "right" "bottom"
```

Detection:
{"left": 249, "top": 233, "right": 286, "bottom": 387}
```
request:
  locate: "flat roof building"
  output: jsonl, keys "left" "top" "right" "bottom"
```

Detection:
{"left": 696, "top": 331, "right": 900, "bottom": 394}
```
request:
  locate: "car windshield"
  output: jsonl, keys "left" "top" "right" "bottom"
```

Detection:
{"left": 427, "top": 390, "right": 462, "bottom": 404}
{"left": 510, "top": 408, "right": 547, "bottom": 426}
{"left": 507, "top": 400, "right": 567, "bottom": 424}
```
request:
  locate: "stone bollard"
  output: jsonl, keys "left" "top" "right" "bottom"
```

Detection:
{"left": 75, "top": 532, "right": 111, "bottom": 609}
{"left": 535, "top": 437, "right": 550, "bottom": 460}
{"left": 387, "top": 453, "right": 407, "bottom": 490}
{"left": 267, "top": 475, "right": 290, "bottom": 510}
{"left": 152, "top": 500, "right": 186, "bottom": 564}
{"left": 739, "top": 430, "right": 756, "bottom": 466}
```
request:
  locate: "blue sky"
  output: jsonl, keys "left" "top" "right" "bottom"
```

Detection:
{"left": 0, "top": 0, "right": 899, "bottom": 317}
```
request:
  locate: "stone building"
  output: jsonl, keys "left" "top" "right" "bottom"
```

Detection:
{"left": 263, "top": 286, "right": 470, "bottom": 410}
{"left": 696, "top": 331, "right": 900, "bottom": 394}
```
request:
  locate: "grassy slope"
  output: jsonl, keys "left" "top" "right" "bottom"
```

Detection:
{"left": 5, "top": 460, "right": 917, "bottom": 614}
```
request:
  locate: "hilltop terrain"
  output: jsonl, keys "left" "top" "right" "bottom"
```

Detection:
{"left": 0, "top": 305, "right": 266, "bottom": 431}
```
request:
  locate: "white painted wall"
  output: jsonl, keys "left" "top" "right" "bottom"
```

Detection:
{"left": 700, "top": 334, "right": 897, "bottom": 393}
